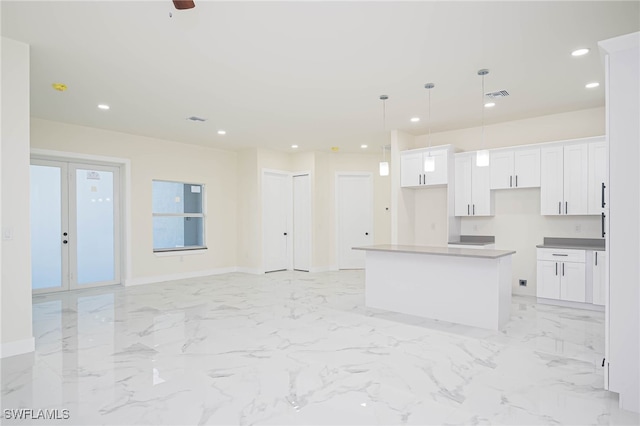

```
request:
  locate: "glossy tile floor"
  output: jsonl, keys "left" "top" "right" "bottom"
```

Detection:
{"left": 2, "top": 271, "right": 639, "bottom": 425}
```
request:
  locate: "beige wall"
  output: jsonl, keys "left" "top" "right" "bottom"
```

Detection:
{"left": 31, "top": 118, "right": 238, "bottom": 282}
{"left": 396, "top": 107, "right": 606, "bottom": 296}
{"left": 1, "top": 37, "right": 34, "bottom": 355}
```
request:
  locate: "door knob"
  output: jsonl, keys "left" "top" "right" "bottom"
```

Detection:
{"left": 63, "top": 232, "right": 68, "bottom": 236}
{"left": 283, "top": 232, "right": 287, "bottom": 236}
{"left": 365, "top": 232, "right": 369, "bottom": 235}
{"left": 63, "top": 240, "right": 68, "bottom": 244}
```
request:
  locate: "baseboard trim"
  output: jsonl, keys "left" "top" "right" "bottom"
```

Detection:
{"left": 125, "top": 267, "right": 238, "bottom": 286}
{"left": 309, "top": 266, "right": 331, "bottom": 273}
{"left": 236, "top": 267, "right": 263, "bottom": 275}
{"left": 329, "top": 265, "right": 339, "bottom": 271}
{"left": 537, "top": 297, "right": 605, "bottom": 312}
{"left": 1, "top": 337, "right": 35, "bottom": 359}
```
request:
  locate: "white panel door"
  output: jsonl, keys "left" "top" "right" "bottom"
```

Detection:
{"left": 293, "top": 174, "right": 311, "bottom": 272}
{"left": 537, "top": 260, "right": 560, "bottom": 299}
{"left": 560, "top": 261, "right": 586, "bottom": 302}
{"left": 454, "top": 155, "right": 472, "bottom": 216}
{"left": 263, "top": 171, "right": 290, "bottom": 272}
{"left": 471, "top": 159, "right": 492, "bottom": 216}
{"left": 489, "top": 150, "right": 514, "bottom": 189}
{"left": 514, "top": 148, "right": 541, "bottom": 188}
{"left": 400, "top": 152, "right": 423, "bottom": 187}
{"left": 337, "top": 174, "right": 373, "bottom": 269}
{"left": 563, "top": 144, "right": 589, "bottom": 215}
{"left": 540, "top": 146, "right": 564, "bottom": 215}
{"left": 588, "top": 141, "right": 608, "bottom": 214}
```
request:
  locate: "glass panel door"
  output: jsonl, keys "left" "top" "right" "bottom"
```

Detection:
{"left": 30, "top": 160, "right": 121, "bottom": 293}
{"left": 30, "top": 161, "right": 69, "bottom": 293}
{"left": 70, "top": 164, "right": 120, "bottom": 289}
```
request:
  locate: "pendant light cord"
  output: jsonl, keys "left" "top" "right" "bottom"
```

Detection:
{"left": 481, "top": 73, "right": 485, "bottom": 149}
{"left": 382, "top": 96, "right": 387, "bottom": 161}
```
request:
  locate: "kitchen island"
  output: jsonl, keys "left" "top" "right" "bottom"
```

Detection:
{"left": 353, "top": 244, "right": 516, "bottom": 330}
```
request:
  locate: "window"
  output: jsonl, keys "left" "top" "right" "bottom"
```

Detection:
{"left": 152, "top": 180, "right": 205, "bottom": 252}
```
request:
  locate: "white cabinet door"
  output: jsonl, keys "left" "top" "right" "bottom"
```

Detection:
{"left": 472, "top": 159, "right": 492, "bottom": 216}
{"left": 401, "top": 152, "right": 423, "bottom": 187}
{"left": 454, "top": 155, "right": 472, "bottom": 216}
{"left": 540, "top": 146, "right": 564, "bottom": 215}
{"left": 592, "top": 250, "right": 607, "bottom": 306}
{"left": 563, "top": 144, "right": 589, "bottom": 215}
{"left": 514, "top": 148, "right": 541, "bottom": 188}
{"left": 424, "top": 149, "right": 448, "bottom": 185}
{"left": 560, "top": 261, "right": 586, "bottom": 302}
{"left": 588, "top": 142, "right": 608, "bottom": 214}
{"left": 537, "top": 260, "right": 560, "bottom": 299}
{"left": 490, "top": 151, "right": 514, "bottom": 189}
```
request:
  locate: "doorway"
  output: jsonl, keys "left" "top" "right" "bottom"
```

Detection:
{"left": 30, "top": 159, "right": 121, "bottom": 293}
{"left": 336, "top": 173, "right": 373, "bottom": 269}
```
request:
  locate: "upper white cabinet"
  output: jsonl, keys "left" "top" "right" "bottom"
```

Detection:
{"left": 541, "top": 143, "right": 589, "bottom": 215}
{"left": 490, "top": 148, "right": 540, "bottom": 189}
{"left": 400, "top": 148, "right": 448, "bottom": 188}
{"left": 588, "top": 141, "right": 608, "bottom": 214}
{"left": 454, "top": 153, "right": 492, "bottom": 216}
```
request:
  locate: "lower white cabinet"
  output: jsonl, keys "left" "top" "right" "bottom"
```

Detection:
{"left": 592, "top": 250, "right": 607, "bottom": 306}
{"left": 536, "top": 248, "right": 586, "bottom": 303}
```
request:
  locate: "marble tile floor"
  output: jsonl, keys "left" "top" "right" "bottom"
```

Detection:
{"left": 1, "top": 270, "right": 638, "bottom": 425}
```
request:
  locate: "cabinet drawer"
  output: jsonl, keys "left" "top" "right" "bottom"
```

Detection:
{"left": 537, "top": 248, "right": 585, "bottom": 263}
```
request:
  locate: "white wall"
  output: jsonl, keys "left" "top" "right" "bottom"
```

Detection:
{"left": 396, "top": 107, "right": 605, "bottom": 296}
{"left": 1, "top": 37, "right": 34, "bottom": 357}
{"left": 30, "top": 118, "right": 238, "bottom": 284}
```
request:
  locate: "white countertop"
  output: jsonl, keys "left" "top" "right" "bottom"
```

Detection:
{"left": 353, "top": 244, "right": 515, "bottom": 259}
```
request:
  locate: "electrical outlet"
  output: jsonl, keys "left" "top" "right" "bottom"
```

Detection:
{"left": 575, "top": 225, "right": 581, "bottom": 232}
{"left": 519, "top": 279, "right": 527, "bottom": 287}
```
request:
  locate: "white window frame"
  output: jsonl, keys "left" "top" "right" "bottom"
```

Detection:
{"left": 152, "top": 180, "right": 206, "bottom": 253}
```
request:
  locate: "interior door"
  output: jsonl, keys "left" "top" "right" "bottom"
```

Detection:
{"left": 30, "top": 160, "right": 121, "bottom": 293}
{"left": 337, "top": 173, "right": 373, "bottom": 269}
{"left": 293, "top": 174, "right": 311, "bottom": 272}
{"left": 263, "top": 171, "right": 290, "bottom": 272}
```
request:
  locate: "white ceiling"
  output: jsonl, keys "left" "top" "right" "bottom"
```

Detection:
{"left": 2, "top": 1, "right": 639, "bottom": 153}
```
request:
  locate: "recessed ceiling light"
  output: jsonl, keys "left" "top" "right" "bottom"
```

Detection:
{"left": 291, "top": 144, "right": 298, "bottom": 149}
{"left": 571, "top": 48, "right": 590, "bottom": 57}
{"left": 585, "top": 82, "right": 600, "bottom": 89}
{"left": 217, "top": 130, "right": 226, "bottom": 135}
{"left": 97, "top": 104, "right": 110, "bottom": 110}
{"left": 410, "top": 117, "right": 420, "bottom": 122}
{"left": 361, "top": 144, "right": 368, "bottom": 149}
{"left": 484, "top": 102, "right": 496, "bottom": 108}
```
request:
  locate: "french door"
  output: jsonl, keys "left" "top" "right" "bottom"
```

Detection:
{"left": 30, "top": 159, "right": 121, "bottom": 293}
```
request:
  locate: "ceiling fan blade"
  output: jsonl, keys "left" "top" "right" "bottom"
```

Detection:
{"left": 173, "top": 0, "right": 195, "bottom": 10}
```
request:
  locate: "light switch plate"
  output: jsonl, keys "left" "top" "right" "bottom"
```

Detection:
{"left": 2, "top": 227, "right": 14, "bottom": 240}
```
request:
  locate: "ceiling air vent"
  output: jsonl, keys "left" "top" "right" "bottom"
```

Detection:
{"left": 485, "top": 90, "right": 509, "bottom": 99}
{"left": 186, "top": 116, "right": 207, "bottom": 122}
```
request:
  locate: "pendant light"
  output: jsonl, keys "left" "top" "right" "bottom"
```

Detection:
{"left": 476, "top": 69, "right": 490, "bottom": 167}
{"left": 424, "top": 83, "right": 435, "bottom": 172}
{"left": 379, "top": 95, "right": 390, "bottom": 176}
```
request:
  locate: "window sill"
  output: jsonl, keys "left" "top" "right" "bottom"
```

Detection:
{"left": 154, "top": 248, "right": 208, "bottom": 257}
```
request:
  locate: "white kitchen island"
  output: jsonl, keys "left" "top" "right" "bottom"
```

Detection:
{"left": 353, "top": 245, "right": 516, "bottom": 330}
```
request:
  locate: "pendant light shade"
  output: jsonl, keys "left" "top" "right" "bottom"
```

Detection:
{"left": 379, "top": 95, "right": 390, "bottom": 177}
{"left": 424, "top": 82, "right": 435, "bottom": 173}
{"left": 476, "top": 69, "right": 490, "bottom": 167}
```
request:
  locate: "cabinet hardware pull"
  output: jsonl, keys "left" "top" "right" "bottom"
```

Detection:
{"left": 562, "top": 263, "right": 565, "bottom": 276}
{"left": 516, "top": 175, "right": 518, "bottom": 187}
{"left": 558, "top": 202, "right": 561, "bottom": 214}
{"left": 601, "top": 182, "right": 606, "bottom": 208}
{"left": 473, "top": 204, "right": 475, "bottom": 215}
{"left": 565, "top": 201, "right": 568, "bottom": 215}
{"left": 555, "top": 262, "right": 558, "bottom": 276}
{"left": 467, "top": 204, "right": 470, "bottom": 216}
{"left": 510, "top": 176, "right": 512, "bottom": 187}
{"left": 552, "top": 254, "right": 568, "bottom": 256}
{"left": 601, "top": 212, "right": 606, "bottom": 238}
{"left": 418, "top": 174, "right": 421, "bottom": 185}
{"left": 595, "top": 251, "right": 598, "bottom": 266}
